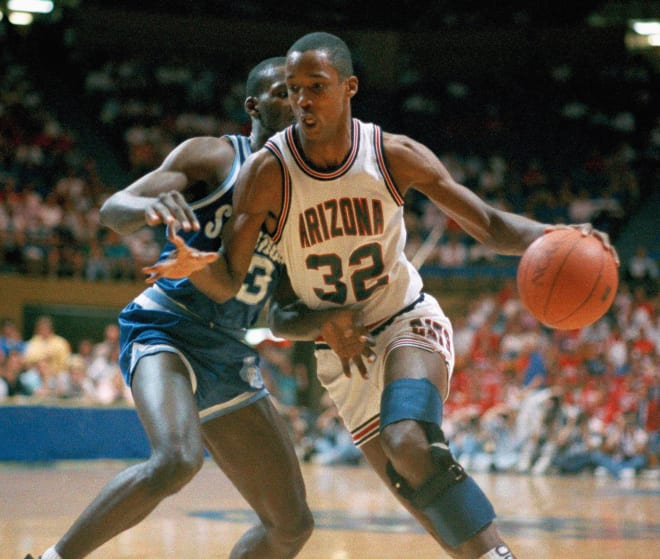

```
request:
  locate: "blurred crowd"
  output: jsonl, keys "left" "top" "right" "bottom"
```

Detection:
{"left": 2, "top": 277, "right": 658, "bottom": 480}
{"left": 2, "top": 28, "right": 658, "bottom": 280}
{"left": 0, "top": 315, "right": 130, "bottom": 405}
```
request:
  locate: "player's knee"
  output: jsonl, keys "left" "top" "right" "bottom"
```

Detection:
{"left": 380, "top": 378, "right": 495, "bottom": 548}
{"left": 265, "top": 505, "right": 314, "bottom": 555}
{"left": 379, "top": 377, "right": 445, "bottom": 485}
{"left": 282, "top": 507, "right": 315, "bottom": 547}
{"left": 147, "top": 445, "right": 204, "bottom": 495}
{"left": 380, "top": 421, "right": 431, "bottom": 485}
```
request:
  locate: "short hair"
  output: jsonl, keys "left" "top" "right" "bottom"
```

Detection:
{"left": 245, "top": 56, "right": 286, "bottom": 97}
{"left": 287, "top": 32, "right": 354, "bottom": 79}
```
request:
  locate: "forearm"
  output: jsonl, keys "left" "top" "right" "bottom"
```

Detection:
{"left": 188, "top": 257, "right": 242, "bottom": 304}
{"left": 100, "top": 169, "right": 190, "bottom": 235}
{"left": 99, "top": 191, "right": 154, "bottom": 235}
{"left": 482, "top": 210, "right": 549, "bottom": 256}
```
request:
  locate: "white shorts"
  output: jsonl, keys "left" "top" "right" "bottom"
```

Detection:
{"left": 314, "top": 293, "right": 454, "bottom": 447}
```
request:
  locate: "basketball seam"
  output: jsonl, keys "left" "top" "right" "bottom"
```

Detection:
{"left": 547, "top": 240, "right": 605, "bottom": 328}
{"left": 541, "top": 232, "right": 581, "bottom": 323}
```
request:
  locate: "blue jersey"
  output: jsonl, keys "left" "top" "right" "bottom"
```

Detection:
{"left": 118, "top": 135, "right": 280, "bottom": 419}
{"left": 155, "top": 134, "right": 284, "bottom": 329}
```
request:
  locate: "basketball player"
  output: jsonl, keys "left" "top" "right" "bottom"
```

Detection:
{"left": 147, "top": 33, "right": 617, "bottom": 558}
{"left": 24, "top": 57, "right": 313, "bottom": 559}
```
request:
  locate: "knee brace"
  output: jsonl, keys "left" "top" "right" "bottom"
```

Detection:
{"left": 380, "top": 377, "right": 443, "bottom": 440}
{"left": 381, "top": 378, "right": 495, "bottom": 548}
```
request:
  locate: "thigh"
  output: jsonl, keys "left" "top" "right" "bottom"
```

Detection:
{"left": 131, "top": 351, "right": 203, "bottom": 454}
{"left": 201, "top": 397, "right": 307, "bottom": 518}
{"left": 385, "top": 345, "right": 450, "bottom": 399}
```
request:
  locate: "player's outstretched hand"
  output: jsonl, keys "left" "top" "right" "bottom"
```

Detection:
{"left": 143, "top": 226, "right": 218, "bottom": 283}
{"left": 545, "top": 223, "right": 619, "bottom": 265}
{"left": 145, "top": 191, "right": 200, "bottom": 232}
{"left": 320, "top": 309, "right": 375, "bottom": 379}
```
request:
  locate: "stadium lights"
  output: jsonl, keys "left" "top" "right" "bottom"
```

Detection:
{"left": 7, "top": 0, "right": 54, "bottom": 14}
{"left": 632, "top": 20, "right": 660, "bottom": 35}
{"left": 7, "top": 11, "right": 33, "bottom": 25}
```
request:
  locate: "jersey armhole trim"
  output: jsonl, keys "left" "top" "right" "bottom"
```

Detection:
{"left": 373, "top": 125, "right": 405, "bottom": 206}
{"left": 264, "top": 141, "right": 291, "bottom": 244}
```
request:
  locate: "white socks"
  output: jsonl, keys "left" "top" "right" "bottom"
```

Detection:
{"left": 480, "top": 546, "right": 513, "bottom": 559}
{"left": 42, "top": 547, "right": 63, "bottom": 559}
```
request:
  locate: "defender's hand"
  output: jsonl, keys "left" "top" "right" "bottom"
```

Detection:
{"left": 145, "top": 191, "right": 199, "bottom": 232}
{"left": 320, "top": 309, "right": 375, "bottom": 379}
{"left": 143, "top": 226, "right": 218, "bottom": 283}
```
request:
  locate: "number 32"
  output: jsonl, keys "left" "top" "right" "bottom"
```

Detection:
{"left": 306, "top": 242, "right": 388, "bottom": 304}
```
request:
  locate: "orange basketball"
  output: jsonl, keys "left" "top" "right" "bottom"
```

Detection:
{"left": 516, "top": 229, "right": 618, "bottom": 330}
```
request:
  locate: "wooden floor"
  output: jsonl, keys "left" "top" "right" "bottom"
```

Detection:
{"left": 1, "top": 460, "right": 658, "bottom": 559}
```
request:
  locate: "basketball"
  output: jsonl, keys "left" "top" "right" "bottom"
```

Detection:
{"left": 516, "top": 229, "right": 618, "bottom": 330}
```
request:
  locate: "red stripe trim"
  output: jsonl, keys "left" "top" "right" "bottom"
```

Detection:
{"left": 354, "top": 429, "right": 380, "bottom": 447}
{"left": 285, "top": 120, "right": 360, "bottom": 180}
{"left": 264, "top": 141, "right": 290, "bottom": 243}
{"left": 352, "top": 416, "right": 380, "bottom": 446}
{"left": 373, "top": 125, "right": 404, "bottom": 205}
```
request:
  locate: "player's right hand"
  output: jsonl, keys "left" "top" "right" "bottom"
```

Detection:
{"left": 144, "top": 191, "right": 200, "bottom": 232}
{"left": 320, "top": 309, "right": 375, "bottom": 380}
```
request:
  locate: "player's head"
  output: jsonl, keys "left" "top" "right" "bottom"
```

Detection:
{"left": 244, "top": 56, "right": 293, "bottom": 142}
{"left": 285, "top": 32, "right": 358, "bottom": 139}
{"left": 287, "top": 32, "right": 354, "bottom": 80}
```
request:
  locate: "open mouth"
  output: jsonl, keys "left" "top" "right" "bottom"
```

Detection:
{"left": 300, "top": 114, "right": 316, "bottom": 126}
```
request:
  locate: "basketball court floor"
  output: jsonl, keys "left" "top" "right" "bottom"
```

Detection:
{"left": 2, "top": 459, "right": 658, "bottom": 559}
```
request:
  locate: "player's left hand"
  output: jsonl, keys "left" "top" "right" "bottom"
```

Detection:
{"left": 142, "top": 225, "right": 218, "bottom": 283}
{"left": 546, "top": 223, "right": 620, "bottom": 265}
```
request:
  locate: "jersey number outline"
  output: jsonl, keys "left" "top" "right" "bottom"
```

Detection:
{"left": 236, "top": 255, "right": 275, "bottom": 305}
{"left": 306, "top": 242, "right": 387, "bottom": 304}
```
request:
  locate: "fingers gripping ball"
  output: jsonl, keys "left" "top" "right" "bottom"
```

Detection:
{"left": 516, "top": 229, "right": 618, "bottom": 330}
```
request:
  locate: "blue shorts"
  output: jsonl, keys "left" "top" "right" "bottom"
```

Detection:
{"left": 118, "top": 288, "right": 268, "bottom": 423}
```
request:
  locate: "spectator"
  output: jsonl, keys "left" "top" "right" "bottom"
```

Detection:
{"left": 0, "top": 317, "right": 25, "bottom": 357}
{"left": 92, "top": 322, "right": 120, "bottom": 361}
{"left": 57, "top": 354, "right": 97, "bottom": 401}
{"left": 592, "top": 410, "right": 649, "bottom": 479}
{"left": 0, "top": 349, "right": 31, "bottom": 399}
{"left": 23, "top": 315, "right": 71, "bottom": 374}
{"left": 552, "top": 410, "right": 604, "bottom": 475}
{"left": 20, "top": 357, "right": 59, "bottom": 397}
{"left": 626, "top": 245, "right": 658, "bottom": 296}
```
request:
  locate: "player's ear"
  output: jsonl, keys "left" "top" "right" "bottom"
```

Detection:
{"left": 245, "top": 96, "right": 258, "bottom": 117}
{"left": 346, "top": 76, "right": 358, "bottom": 99}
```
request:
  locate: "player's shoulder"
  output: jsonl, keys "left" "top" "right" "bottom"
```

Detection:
{"left": 380, "top": 130, "right": 427, "bottom": 162}
{"left": 177, "top": 135, "right": 234, "bottom": 162}
{"left": 242, "top": 144, "right": 282, "bottom": 177}
{"left": 163, "top": 135, "right": 235, "bottom": 178}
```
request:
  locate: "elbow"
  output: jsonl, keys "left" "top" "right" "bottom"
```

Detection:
{"left": 267, "top": 304, "right": 285, "bottom": 338}
{"left": 98, "top": 201, "right": 127, "bottom": 234}
{"left": 98, "top": 201, "right": 112, "bottom": 228}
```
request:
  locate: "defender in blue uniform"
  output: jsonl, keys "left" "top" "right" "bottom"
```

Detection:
{"left": 118, "top": 132, "right": 284, "bottom": 419}
{"left": 26, "top": 58, "right": 313, "bottom": 559}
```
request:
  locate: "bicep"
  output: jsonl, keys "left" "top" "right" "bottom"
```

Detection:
{"left": 223, "top": 151, "right": 282, "bottom": 278}
{"left": 384, "top": 135, "right": 494, "bottom": 242}
{"left": 125, "top": 137, "right": 231, "bottom": 197}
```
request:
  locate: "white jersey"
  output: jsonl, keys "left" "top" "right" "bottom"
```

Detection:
{"left": 265, "top": 119, "right": 424, "bottom": 329}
